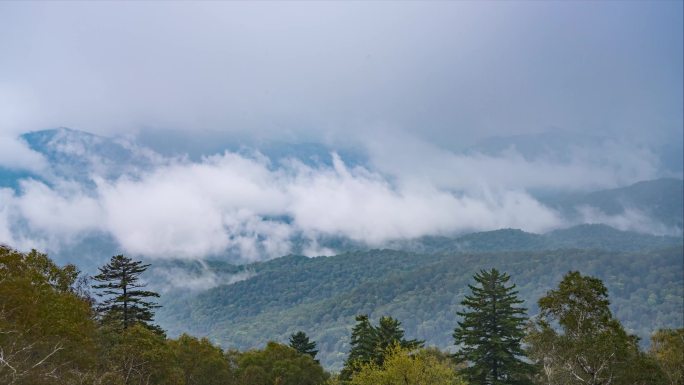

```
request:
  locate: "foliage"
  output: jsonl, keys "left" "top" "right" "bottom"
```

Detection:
{"left": 374, "top": 316, "right": 424, "bottom": 364}
{"left": 342, "top": 314, "right": 424, "bottom": 379}
{"left": 234, "top": 341, "right": 328, "bottom": 385}
{"left": 1, "top": 243, "right": 681, "bottom": 385}
{"left": 289, "top": 331, "right": 318, "bottom": 360}
{"left": 526, "top": 271, "right": 666, "bottom": 385}
{"left": 341, "top": 315, "right": 378, "bottom": 379}
{"left": 97, "top": 323, "right": 182, "bottom": 385}
{"left": 453, "top": 268, "right": 534, "bottom": 385}
{"left": 168, "top": 334, "right": 234, "bottom": 385}
{"left": 348, "top": 344, "right": 466, "bottom": 385}
{"left": 93, "top": 254, "right": 162, "bottom": 333}
{"left": 650, "top": 328, "right": 684, "bottom": 385}
{"left": 0, "top": 246, "right": 97, "bottom": 385}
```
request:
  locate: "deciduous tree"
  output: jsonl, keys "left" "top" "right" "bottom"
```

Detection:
{"left": 650, "top": 328, "right": 684, "bottom": 385}
{"left": 349, "top": 344, "right": 467, "bottom": 385}
{"left": 526, "top": 271, "right": 664, "bottom": 385}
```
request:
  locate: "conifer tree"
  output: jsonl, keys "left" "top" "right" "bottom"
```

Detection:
{"left": 93, "top": 254, "right": 162, "bottom": 333}
{"left": 342, "top": 314, "right": 424, "bottom": 380}
{"left": 289, "top": 331, "right": 318, "bottom": 359}
{"left": 341, "top": 315, "right": 379, "bottom": 380}
{"left": 374, "top": 316, "right": 423, "bottom": 365}
{"left": 453, "top": 268, "right": 534, "bottom": 385}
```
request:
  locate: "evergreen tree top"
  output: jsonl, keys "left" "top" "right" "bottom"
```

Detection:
{"left": 289, "top": 331, "right": 318, "bottom": 359}
{"left": 92, "top": 254, "right": 162, "bottom": 334}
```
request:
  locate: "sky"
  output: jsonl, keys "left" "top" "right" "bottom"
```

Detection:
{"left": 0, "top": 1, "right": 682, "bottom": 262}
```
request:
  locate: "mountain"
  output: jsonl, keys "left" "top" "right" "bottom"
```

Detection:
{"left": 153, "top": 245, "right": 684, "bottom": 370}
{"left": 19, "top": 127, "right": 162, "bottom": 185}
{"left": 382, "top": 224, "right": 682, "bottom": 254}
{"left": 538, "top": 178, "right": 684, "bottom": 232}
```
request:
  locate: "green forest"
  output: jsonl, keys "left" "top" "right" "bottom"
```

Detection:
{"left": 155, "top": 244, "right": 683, "bottom": 369}
{"left": 1, "top": 244, "right": 682, "bottom": 385}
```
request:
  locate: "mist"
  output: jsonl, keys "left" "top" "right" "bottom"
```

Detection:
{"left": 0, "top": 1, "right": 682, "bottom": 262}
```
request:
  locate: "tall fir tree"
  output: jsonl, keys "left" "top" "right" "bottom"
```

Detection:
{"left": 453, "top": 268, "right": 534, "bottom": 385}
{"left": 93, "top": 254, "right": 162, "bottom": 333}
{"left": 341, "top": 315, "right": 379, "bottom": 380}
{"left": 374, "top": 316, "right": 423, "bottom": 365}
{"left": 289, "top": 331, "right": 318, "bottom": 360}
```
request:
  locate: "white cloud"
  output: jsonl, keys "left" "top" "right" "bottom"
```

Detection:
{"left": 0, "top": 134, "right": 675, "bottom": 261}
{"left": 363, "top": 131, "right": 661, "bottom": 192}
{"left": 576, "top": 206, "right": 680, "bottom": 236}
{"left": 286, "top": 154, "right": 562, "bottom": 243}
{"left": 15, "top": 180, "right": 104, "bottom": 236}
{"left": 146, "top": 264, "right": 255, "bottom": 293}
{"left": 0, "top": 135, "right": 48, "bottom": 173}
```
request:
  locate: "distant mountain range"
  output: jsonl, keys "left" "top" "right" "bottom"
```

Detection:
{"left": 389, "top": 223, "right": 682, "bottom": 254}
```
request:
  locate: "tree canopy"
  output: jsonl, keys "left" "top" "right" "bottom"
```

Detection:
{"left": 348, "top": 344, "right": 467, "bottom": 385}
{"left": 526, "top": 271, "right": 668, "bottom": 385}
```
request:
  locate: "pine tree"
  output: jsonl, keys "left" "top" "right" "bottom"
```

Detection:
{"left": 453, "top": 269, "right": 534, "bottom": 385}
{"left": 341, "top": 314, "right": 379, "bottom": 380}
{"left": 374, "top": 316, "right": 423, "bottom": 365}
{"left": 342, "top": 314, "right": 424, "bottom": 379}
{"left": 93, "top": 254, "right": 162, "bottom": 333}
{"left": 289, "top": 331, "right": 318, "bottom": 359}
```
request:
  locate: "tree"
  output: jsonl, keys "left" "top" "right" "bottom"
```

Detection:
{"left": 93, "top": 254, "right": 161, "bottom": 333}
{"left": 349, "top": 344, "right": 467, "bottom": 385}
{"left": 0, "top": 246, "right": 97, "bottom": 384}
{"left": 341, "top": 315, "right": 378, "bottom": 379}
{"left": 342, "top": 314, "right": 425, "bottom": 380}
{"left": 374, "top": 316, "right": 423, "bottom": 365}
{"left": 289, "top": 331, "right": 318, "bottom": 360}
{"left": 235, "top": 341, "right": 328, "bottom": 385}
{"left": 98, "top": 323, "right": 182, "bottom": 385}
{"left": 453, "top": 268, "right": 534, "bottom": 385}
{"left": 526, "top": 271, "right": 662, "bottom": 385}
{"left": 168, "top": 334, "right": 234, "bottom": 385}
{"left": 649, "top": 329, "right": 684, "bottom": 385}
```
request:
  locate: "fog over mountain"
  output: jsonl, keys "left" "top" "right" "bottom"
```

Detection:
{"left": 0, "top": 128, "right": 680, "bottom": 266}
{"left": 0, "top": 2, "right": 682, "bottom": 264}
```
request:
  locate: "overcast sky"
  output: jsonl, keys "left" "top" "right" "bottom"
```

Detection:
{"left": 0, "top": 1, "right": 682, "bottom": 262}
{"left": 1, "top": 1, "right": 681, "bottom": 146}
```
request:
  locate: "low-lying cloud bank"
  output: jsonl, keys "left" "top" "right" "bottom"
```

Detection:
{"left": 0, "top": 130, "right": 678, "bottom": 262}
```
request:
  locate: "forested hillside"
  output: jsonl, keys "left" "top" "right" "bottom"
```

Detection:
{"left": 155, "top": 245, "right": 684, "bottom": 370}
